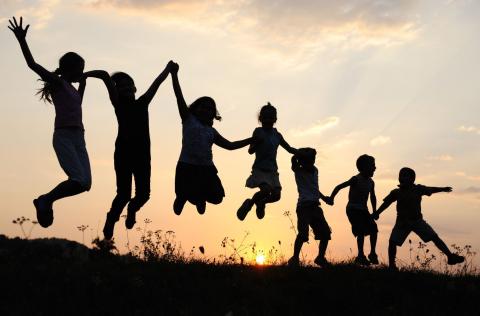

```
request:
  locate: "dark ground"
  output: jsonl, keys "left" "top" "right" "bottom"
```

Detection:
{"left": 0, "top": 235, "right": 479, "bottom": 316}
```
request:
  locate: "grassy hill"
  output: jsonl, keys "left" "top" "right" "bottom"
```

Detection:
{"left": 1, "top": 234, "right": 479, "bottom": 315}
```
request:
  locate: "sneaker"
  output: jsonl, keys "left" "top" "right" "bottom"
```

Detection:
{"left": 33, "top": 196, "right": 53, "bottom": 228}
{"left": 447, "top": 253, "right": 465, "bottom": 265}
{"left": 354, "top": 255, "right": 370, "bottom": 266}
{"left": 237, "top": 199, "right": 253, "bottom": 221}
{"left": 314, "top": 256, "right": 330, "bottom": 267}
{"left": 368, "top": 253, "right": 379, "bottom": 265}
{"left": 255, "top": 202, "right": 266, "bottom": 219}
{"left": 196, "top": 201, "right": 206, "bottom": 215}
{"left": 125, "top": 208, "right": 137, "bottom": 230}
{"left": 287, "top": 256, "right": 300, "bottom": 267}
{"left": 103, "top": 213, "right": 117, "bottom": 240}
{"left": 173, "top": 197, "right": 187, "bottom": 215}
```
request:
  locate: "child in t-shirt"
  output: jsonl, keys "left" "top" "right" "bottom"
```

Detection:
{"left": 372, "top": 167, "right": 464, "bottom": 270}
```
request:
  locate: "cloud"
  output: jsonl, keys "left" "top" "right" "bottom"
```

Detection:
{"left": 0, "top": 0, "right": 60, "bottom": 29}
{"left": 457, "top": 125, "right": 480, "bottom": 135}
{"left": 455, "top": 171, "right": 480, "bottom": 181}
{"left": 370, "top": 135, "right": 391, "bottom": 146}
{"left": 426, "top": 155, "right": 453, "bottom": 161}
{"left": 455, "top": 186, "right": 480, "bottom": 195}
{"left": 290, "top": 116, "right": 339, "bottom": 137}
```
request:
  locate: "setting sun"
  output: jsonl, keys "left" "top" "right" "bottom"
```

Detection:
{"left": 255, "top": 253, "right": 265, "bottom": 265}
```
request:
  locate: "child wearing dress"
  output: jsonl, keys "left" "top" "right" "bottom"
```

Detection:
{"left": 237, "top": 103, "right": 298, "bottom": 220}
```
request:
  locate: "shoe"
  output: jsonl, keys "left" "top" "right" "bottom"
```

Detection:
{"left": 287, "top": 256, "right": 300, "bottom": 267}
{"left": 354, "top": 255, "right": 370, "bottom": 266}
{"left": 237, "top": 199, "right": 253, "bottom": 221}
{"left": 173, "top": 197, "right": 186, "bottom": 215}
{"left": 314, "top": 256, "right": 330, "bottom": 267}
{"left": 103, "top": 213, "right": 116, "bottom": 240}
{"left": 368, "top": 253, "right": 379, "bottom": 265}
{"left": 255, "top": 202, "right": 266, "bottom": 219}
{"left": 196, "top": 201, "right": 206, "bottom": 215}
{"left": 125, "top": 208, "right": 136, "bottom": 230}
{"left": 33, "top": 196, "right": 53, "bottom": 228}
{"left": 447, "top": 253, "right": 465, "bottom": 265}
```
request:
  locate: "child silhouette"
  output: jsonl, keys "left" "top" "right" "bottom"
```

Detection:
{"left": 330, "top": 154, "right": 379, "bottom": 265}
{"left": 9, "top": 17, "right": 91, "bottom": 228}
{"left": 237, "top": 103, "right": 298, "bottom": 220}
{"left": 372, "top": 167, "right": 465, "bottom": 270}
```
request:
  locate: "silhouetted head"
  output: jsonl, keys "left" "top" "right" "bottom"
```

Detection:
{"left": 356, "top": 154, "right": 376, "bottom": 178}
{"left": 189, "top": 96, "right": 221, "bottom": 126}
{"left": 258, "top": 102, "right": 277, "bottom": 128}
{"left": 399, "top": 167, "right": 416, "bottom": 186}
{"left": 111, "top": 72, "right": 137, "bottom": 102}
{"left": 37, "top": 52, "right": 85, "bottom": 103}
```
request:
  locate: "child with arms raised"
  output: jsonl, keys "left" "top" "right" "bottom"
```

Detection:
{"left": 82, "top": 62, "right": 173, "bottom": 239}
{"left": 330, "top": 154, "right": 379, "bottom": 265}
{"left": 9, "top": 17, "right": 91, "bottom": 227}
{"left": 288, "top": 148, "right": 333, "bottom": 267}
{"left": 237, "top": 103, "right": 298, "bottom": 220}
{"left": 372, "top": 167, "right": 464, "bottom": 270}
{"left": 170, "top": 62, "right": 251, "bottom": 215}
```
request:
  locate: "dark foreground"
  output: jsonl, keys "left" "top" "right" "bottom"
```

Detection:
{"left": 0, "top": 235, "right": 479, "bottom": 316}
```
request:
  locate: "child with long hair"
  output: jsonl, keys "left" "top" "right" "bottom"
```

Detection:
{"left": 170, "top": 62, "right": 251, "bottom": 215}
{"left": 237, "top": 103, "right": 298, "bottom": 220}
{"left": 82, "top": 62, "right": 173, "bottom": 239}
{"left": 9, "top": 16, "right": 91, "bottom": 228}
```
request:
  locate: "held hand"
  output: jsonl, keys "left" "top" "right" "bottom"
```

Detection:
{"left": 8, "top": 16, "right": 29, "bottom": 40}
{"left": 444, "top": 187, "right": 453, "bottom": 193}
{"left": 371, "top": 212, "right": 379, "bottom": 221}
{"left": 169, "top": 61, "right": 179, "bottom": 74}
{"left": 325, "top": 196, "right": 334, "bottom": 206}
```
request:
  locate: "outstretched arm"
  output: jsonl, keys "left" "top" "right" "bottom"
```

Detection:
{"left": 330, "top": 178, "right": 353, "bottom": 201}
{"left": 214, "top": 131, "right": 251, "bottom": 150}
{"left": 279, "top": 133, "right": 298, "bottom": 155}
{"left": 138, "top": 61, "right": 172, "bottom": 106}
{"left": 83, "top": 70, "right": 118, "bottom": 106}
{"left": 372, "top": 200, "right": 393, "bottom": 220}
{"left": 169, "top": 62, "right": 189, "bottom": 120}
{"left": 8, "top": 17, "right": 60, "bottom": 85}
{"left": 426, "top": 186, "right": 452, "bottom": 195}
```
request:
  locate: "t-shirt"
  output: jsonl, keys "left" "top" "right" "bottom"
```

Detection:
{"left": 113, "top": 96, "right": 150, "bottom": 154}
{"left": 382, "top": 184, "right": 433, "bottom": 222}
{"left": 51, "top": 79, "right": 83, "bottom": 129}
{"left": 251, "top": 127, "right": 281, "bottom": 172}
{"left": 347, "top": 174, "right": 374, "bottom": 210}
{"left": 294, "top": 166, "right": 321, "bottom": 205}
{"left": 178, "top": 114, "right": 216, "bottom": 166}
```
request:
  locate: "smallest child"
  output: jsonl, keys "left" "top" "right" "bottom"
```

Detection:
{"left": 372, "top": 167, "right": 465, "bottom": 270}
{"left": 288, "top": 148, "right": 333, "bottom": 267}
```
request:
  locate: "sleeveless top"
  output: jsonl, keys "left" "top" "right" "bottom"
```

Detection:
{"left": 51, "top": 79, "right": 83, "bottom": 129}
{"left": 179, "top": 114, "right": 216, "bottom": 166}
{"left": 252, "top": 127, "right": 281, "bottom": 172}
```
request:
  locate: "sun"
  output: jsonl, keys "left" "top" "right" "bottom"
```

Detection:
{"left": 255, "top": 253, "right": 265, "bottom": 265}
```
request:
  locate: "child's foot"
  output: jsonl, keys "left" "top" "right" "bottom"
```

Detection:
{"left": 354, "top": 255, "right": 370, "bottom": 266}
{"left": 103, "top": 213, "right": 117, "bottom": 240}
{"left": 173, "top": 197, "right": 187, "bottom": 215}
{"left": 287, "top": 256, "right": 300, "bottom": 267}
{"left": 368, "top": 253, "right": 379, "bottom": 265}
{"left": 314, "top": 256, "right": 330, "bottom": 267}
{"left": 255, "top": 202, "right": 266, "bottom": 219}
{"left": 237, "top": 199, "right": 254, "bottom": 221}
{"left": 447, "top": 253, "right": 465, "bottom": 265}
{"left": 195, "top": 201, "right": 206, "bottom": 214}
{"left": 33, "top": 196, "right": 53, "bottom": 228}
{"left": 125, "top": 208, "right": 136, "bottom": 230}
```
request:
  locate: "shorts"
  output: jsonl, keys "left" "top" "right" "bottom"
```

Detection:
{"left": 175, "top": 161, "right": 225, "bottom": 204}
{"left": 53, "top": 128, "right": 92, "bottom": 190}
{"left": 389, "top": 219, "right": 438, "bottom": 246}
{"left": 297, "top": 201, "right": 331, "bottom": 242}
{"left": 246, "top": 168, "right": 281, "bottom": 190}
{"left": 346, "top": 205, "right": 378, "bottom": 237}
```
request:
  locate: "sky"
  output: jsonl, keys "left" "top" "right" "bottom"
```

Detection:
{"left": 1, "top": 0, "right": 479, "bottom": 266}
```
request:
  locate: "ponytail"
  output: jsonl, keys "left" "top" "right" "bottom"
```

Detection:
{"left": 36, "top": 68, "right": 61, "bottom": 104}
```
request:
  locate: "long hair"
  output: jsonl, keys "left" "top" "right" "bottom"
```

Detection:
{"left": 37, "top": 52, "right": 84, "bottom": 104}
{"left": 189, "top": 96, "right": 222, "bottom": 122}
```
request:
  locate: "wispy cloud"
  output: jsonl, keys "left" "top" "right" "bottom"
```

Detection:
{"left": 457, "top": 125, "right": 480, "bottom": 135}
{"left": 0, "top": 0, "right": 60, "bottom": 29}
{"left": 290, "top": 116, "right": 339, "bottom": 137}
{"left": 370, "top": 135, "right": 391, "bottom": 146}
{"left": 426, "top": 154, "right": 453, "bottom": 161}
{"left": 455, "top": 171, "right": 480, "bottom": 181}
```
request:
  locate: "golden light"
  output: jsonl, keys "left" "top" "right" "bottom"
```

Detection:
{"left": 255, "top": 253, "right": 265, "bottom": 265}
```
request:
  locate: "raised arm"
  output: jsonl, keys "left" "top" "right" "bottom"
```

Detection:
{"left": 214, "top": 131, "right": 251, "bottom": 150}
{"left": 83, "top": 70, "right": 118, "bottom": 105}
{"left": 169, "top": 62, "right": 189, "bottom": 120}
{"left": 330, "top": 178, "right": 353, "bottom": 201}
{"left": 138, "top": 61, "right": 172, "bottom": 106}
{"left": 370, "top": 181, "right": 377, "bottom": 212}
{"left": 8, "top": 17, "right": 60, "bottom": 85}
{"left": 279, "top": 133, "right": 298, "bottom": 155}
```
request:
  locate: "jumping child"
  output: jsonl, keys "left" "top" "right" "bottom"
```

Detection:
{"left": 372, "top": 167, "right": 464, "bottom": 270}
{"left": 170, "top": 62, "right": 251, "bottom": 215}
{"left": 9, "top": 17, "right": 91, "bottom": 227}
{"left": 330, "top": 154, "right": 379, "bottom": 265}
{"left": 237, "top": 103, "right": 299, "bottom": 220}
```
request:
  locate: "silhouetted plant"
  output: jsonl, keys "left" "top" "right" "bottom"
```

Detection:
{"left": 92, "top": 237, "right": 118, "bottom": 255}
{"left": 12, "top": 216, "right": 37, "bottom": 239}
{"left": 76, "top": 224, "right": 89, "bottom": 245}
